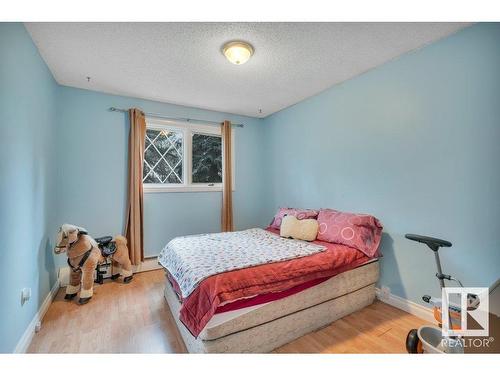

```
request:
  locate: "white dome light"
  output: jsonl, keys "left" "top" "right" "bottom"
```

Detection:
{"left": 222, "top": 41, "right": 254, "bottom": 65}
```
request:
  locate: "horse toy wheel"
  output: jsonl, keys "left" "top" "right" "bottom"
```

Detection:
{"left": 406, "top": 329, "right": 423, "bottom": 353}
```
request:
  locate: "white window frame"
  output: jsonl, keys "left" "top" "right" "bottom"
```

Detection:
{"left": 143, "top": 117, "right": 235, "bottom": 193}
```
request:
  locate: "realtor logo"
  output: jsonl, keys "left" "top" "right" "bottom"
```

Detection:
{"left": 442, "top": 287, "right": 489, "bottom": 337}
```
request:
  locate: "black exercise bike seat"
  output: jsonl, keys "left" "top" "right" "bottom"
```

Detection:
{"left": 405, "top": 234, "right": 452, "bottom": 250}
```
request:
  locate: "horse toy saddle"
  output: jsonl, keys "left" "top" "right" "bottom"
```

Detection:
{"left": 95, "top": 236, "right": 117, "bottom": 257}
{"left": 94, "top": 236, "right": 118, "bottom": 284}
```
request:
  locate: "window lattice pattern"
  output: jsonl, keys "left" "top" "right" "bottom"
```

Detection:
{"left": 143, "top": 129, "right": 183, "bottom": 184}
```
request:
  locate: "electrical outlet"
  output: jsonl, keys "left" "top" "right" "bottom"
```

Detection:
{"left": 21, "top": 287, "right": 31, "bottom": 305}
{"left": 381, "top": 286, "right": 391, "bottom": 300}
{"left": 35, "top": 321, "right": 42, "bottom": 333}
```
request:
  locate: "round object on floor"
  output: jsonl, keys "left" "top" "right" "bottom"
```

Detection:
{"left": 406, "top": 328, "right": 423, "bottom": 353}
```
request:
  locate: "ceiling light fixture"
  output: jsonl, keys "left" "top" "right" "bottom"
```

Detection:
{"left": 222, "top": 41, "right": 254, "bottom": 65}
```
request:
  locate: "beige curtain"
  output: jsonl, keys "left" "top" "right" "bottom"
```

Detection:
{"left": 125, "top": 108, "right": 146, "bottom": 265}
{"left": 221, "top": 120, "right": 234, "bottom": 232}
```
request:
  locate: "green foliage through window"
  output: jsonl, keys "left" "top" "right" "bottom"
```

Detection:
{"left": 192, "top": 134, "right": 222, "bottom": 183}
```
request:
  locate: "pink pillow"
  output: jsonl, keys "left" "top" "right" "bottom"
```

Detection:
{"left": 317, "top": 209, "right": 383, "bottom": 257}
{"left": 270, "top": 208, "right": 319, "bottom": 229}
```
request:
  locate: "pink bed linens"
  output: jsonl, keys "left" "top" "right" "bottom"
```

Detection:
{"left": 317, "top": 209, "right": 383, "bottom": 257}
{"left": 166, "top": 227, "right": 378, "bottom": 337}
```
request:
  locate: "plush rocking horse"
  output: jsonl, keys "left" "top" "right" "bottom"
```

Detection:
{"left": 54, "top": 224, "right": 133, "bottom": 304}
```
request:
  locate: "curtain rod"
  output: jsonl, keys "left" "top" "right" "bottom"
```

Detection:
{"left": 109, "top": 107, "right": 244, "bottom": 128}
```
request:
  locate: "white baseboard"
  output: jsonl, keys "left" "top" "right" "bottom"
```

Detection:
{"left": 375, "top": 287, "right": 435, "bottom": 323}
{"left": 58, "top": 256, "right": 161, "bottom": 287}
{"left": 14, "top": 279, "right": 60, "bottom": 353}
{"left": 133, "top": 256, "right": 162, "bottom": 273}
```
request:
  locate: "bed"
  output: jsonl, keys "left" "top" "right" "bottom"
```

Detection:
{"left": 159, "top": 224, "right": 381, "bottom": 353}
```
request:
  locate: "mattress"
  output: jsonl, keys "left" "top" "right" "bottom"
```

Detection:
{"left": 165, "top": 259, "right": 379, "bottom": 343}
{"left": 165, "top": 229, "right": 373, "bottom": 336}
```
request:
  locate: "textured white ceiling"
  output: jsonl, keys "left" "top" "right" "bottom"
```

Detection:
{"left": 26, "top": 22, "right": 470, "bottom": 118}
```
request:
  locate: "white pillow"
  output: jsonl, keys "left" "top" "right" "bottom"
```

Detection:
{"left": 280, "top": 215, "right": 319, "bottom": 242}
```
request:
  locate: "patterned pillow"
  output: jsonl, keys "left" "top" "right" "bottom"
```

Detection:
{"left": 270, "top": 208, "right": 319, "bottom": 229}
{"left": 316, "top": 209, "right": 383, "bottom": 257}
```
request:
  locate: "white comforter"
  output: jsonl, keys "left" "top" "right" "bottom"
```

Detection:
{"left": 158, "top": 228, "right": 326, "bottom": 298}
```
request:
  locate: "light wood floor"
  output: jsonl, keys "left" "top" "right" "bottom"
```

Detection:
{"left": 28, "top": 270, "right": 427, "bottom": 353}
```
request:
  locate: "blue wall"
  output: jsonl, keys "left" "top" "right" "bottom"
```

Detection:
{"left": 55, "top": 87, "right": 267, "bottom": 260}
{"left": 0, "top": 23, "right": 59, "bottom": 352}
{"left": 262, "top": 23, "right": 500, "bottom": 306}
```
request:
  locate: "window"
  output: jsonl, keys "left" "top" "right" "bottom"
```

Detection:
{"left": 144, "top": 128, "right": 183, "bottom": 184}
{"left": 192, "top": 134, "right": 222, "bottom": 184}
{"left": 143, "top": 118, "right": 233, "bottom": 192}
